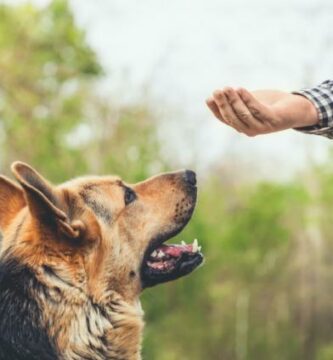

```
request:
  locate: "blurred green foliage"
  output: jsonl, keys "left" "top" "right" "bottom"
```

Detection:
{"left": 1, "top": 1, "right": 333, "bottom": 359}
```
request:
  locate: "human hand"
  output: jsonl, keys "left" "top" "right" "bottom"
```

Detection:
{"left": 206, "top": 87, "right": 319, "bottom": 136}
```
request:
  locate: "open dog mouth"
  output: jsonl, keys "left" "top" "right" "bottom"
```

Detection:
{"left": 141, "top": 238, "right": 204, "bottom": 288}
{"left": 140, "top": 172, "right": 203, "bottom": 288}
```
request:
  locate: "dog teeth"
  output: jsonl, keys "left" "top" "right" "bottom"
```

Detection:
{"left": 181, "top": 241, "right": 186, "bottom": 246}
{"left": 192, "top": 239, "right": 198, "bottom": 252}
{"left": 150, "top": 250, "right": 165, "bottom": 259}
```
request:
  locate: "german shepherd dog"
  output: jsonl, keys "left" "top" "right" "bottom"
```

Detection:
{"left": 0, "top": 162, "right": 203, "bottom": 360}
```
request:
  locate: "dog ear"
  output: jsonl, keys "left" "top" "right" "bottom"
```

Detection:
{"left": 11, "top": 162, "right": 85, "bottom": 239}
{"left": 0, "top": 176, "right": 26, "bottom": 232}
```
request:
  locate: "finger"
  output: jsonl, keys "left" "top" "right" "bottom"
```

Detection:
{"left": 224, "top": 87, "right": 264, "bottom": 132}
{"left": 237, "top": 88, "right": 272, "bottom": 124}
{"left": 206, "top": 97, "right": 223, "bottom": 121}
{"left": 212, "top": 90, "right": 247, "bottom": 132}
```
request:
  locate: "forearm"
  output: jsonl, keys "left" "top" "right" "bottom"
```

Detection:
{"left": 274, "top": 93, "right": 319, "bottom": 128}
{"left": 252, "top": 89, "right": 319, "bottom": 128}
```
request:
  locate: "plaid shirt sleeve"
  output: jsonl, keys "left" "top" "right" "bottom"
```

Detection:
{"left": 293, "top": 80, "right": 333, "bottom": 139}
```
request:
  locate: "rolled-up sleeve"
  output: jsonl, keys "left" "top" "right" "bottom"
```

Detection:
{"left": 293, "top": 80, "right": 333, "bottom": 139}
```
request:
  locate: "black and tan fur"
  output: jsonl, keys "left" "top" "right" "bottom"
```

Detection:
{"left": 0, "top": 162, "right": 200, "bottom": 360}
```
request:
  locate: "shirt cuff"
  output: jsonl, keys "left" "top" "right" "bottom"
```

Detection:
{"left": 292, "top": 80, "right": 333, "bottom": 138}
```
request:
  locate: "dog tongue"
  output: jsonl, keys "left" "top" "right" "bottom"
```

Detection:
{"left": 158, "top": 244, "right": 194, "bottom": 257}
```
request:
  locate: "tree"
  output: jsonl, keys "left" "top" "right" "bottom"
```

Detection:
{"left": 0, "top": 0, "right": 166, "bottom": 183}
{"left": 0, "top": 0, "right": 103, "bottom": 180}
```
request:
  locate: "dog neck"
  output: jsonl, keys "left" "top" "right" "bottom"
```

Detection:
{"left": 38, "top": 265, "right": 145, "bottom": 360}
{"left": 0, "top": 251, "right": 144, "bottom": 360}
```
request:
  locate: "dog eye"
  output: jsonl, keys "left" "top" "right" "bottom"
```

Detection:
{"left": 124, "top": 187, "right": 136, "bottom": 206}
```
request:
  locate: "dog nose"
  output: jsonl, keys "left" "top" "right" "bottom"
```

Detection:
{"left": 184, "top": 170, "right": 196, "bottom": 186}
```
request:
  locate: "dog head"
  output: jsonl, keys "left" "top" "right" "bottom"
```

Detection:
{"left": 0, "top": 162, "right": 203, "bottom": 304}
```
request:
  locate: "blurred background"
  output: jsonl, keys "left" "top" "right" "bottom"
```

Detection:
{"left": 0, "top": 0, "right": 333, "bottom": 359}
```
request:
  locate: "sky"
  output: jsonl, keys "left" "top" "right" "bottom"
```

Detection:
{"left": 4, "top": 0, "right": 333, "bottom": 181}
